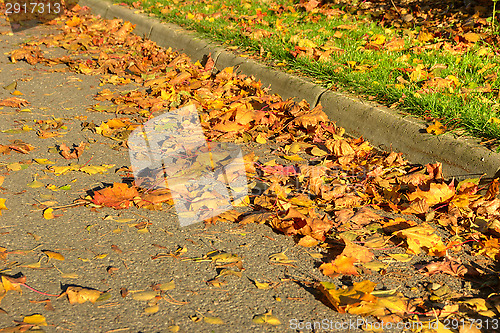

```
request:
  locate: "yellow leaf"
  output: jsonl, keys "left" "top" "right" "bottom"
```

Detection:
{"left": 33, "top": 158, "right": 54, "bottom": 165}
{"left": 23, "top": 314, "right": 47, "bottom": 326}
{"left": 42, "top": 250, "right": 65, "bottom": 261}
{"left": 371, "top": 34, "right": 386, "bottom": 45}
{"left": 488, "top": 117, "right": 500, "bottom": 125}
{"left": 49, "top": 165, "right": 73, "bottom": 175}
{"left": 79, "top": 164, "right": 115, "bottom": 175}
{"left": 3, "top": 81, "right": 17, "bottom": 90}
{"left": 395, "top": 223, "right": 444, "bottom": 255}
{"left": 409, "top": 64, "right": 427, "bottom": 82}
{"left": 7, "top": 162, "right": 23, "bottom": 171}
{"left": 43, "top": 208, "right": 54, "bottom": 219}
{"left": 256, "top": 133, "right": 267, "bottom": 144}
{"left": 27, "top": 180, "right": 44, "bottom": 188}
{"left": 387, "top": 253, "right": 413, "bottom": 262}
{"left": 93, "top": 253, "right": 108, "bottom": 259}
{"left": 446, "top": 75, "right": 459, "bottom": 87}
{"left": 144, "top": 305, "right": 159, "bottom": 314}
{"left": 11, "top": 90, "right": 23, "bottom": 96}
{"left": 65, "top": 16, "right": 82, "bottom": 27}
{"left": 417, "top": 31, "right": 434, "bottom": 43}
{"left": 0, "top": 176, "right": 4, "bottom": 186}
{"left": 282, "top": 154, "right": 304, "bottom": 161}
{"left": 254, "top": 281, "right": 271, "bottom": 289}
{"left": 60, "top": 273, "right": 79, "bottom": 279}
{"left": 168, "top": 325, "right": 180, "bottom": 332}
{"left": 477, "top": 47, "right": 493, "bottom": 57}
{"left": 252, "top": 312, "right": 281, "bottom": 325}
{"left": 310, "top": 146, "right": 328, "bottom": 157}
{"left": 0, "top": 198, "right": 7, "bottom": 215}
{"left": 298, "top": 38, "right": 316, "bottom": 48}
{"left": 131, "top": 290, "right": 159, "bottom": 301}
{"left": 159, "top": 280, "right": 175, "bottom": 291}
{"left": 232, "top": 195, "right": 250, "bottom": 207}
{"left": 269, "top": 252, "right": 294, "bottom": 264}
{"left": 1, "top": 276, "right": 22, "bottom": 293}
{"left": 463, "top": 32, "right": 480, "bottom": 43}
{"left": 426, "top": 121, "right": 446, "bottom": 135}
{"left": 22, "top": 258, "right": 43, "bottom": 269}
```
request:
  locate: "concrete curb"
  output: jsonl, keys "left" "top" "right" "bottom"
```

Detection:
{"left": 80, "top": 0, "right": 500, "bottom": 179}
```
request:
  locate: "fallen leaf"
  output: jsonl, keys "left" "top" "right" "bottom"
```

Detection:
{"left": 426, "top": 121, "right": 446, "bottom": 135}
{"left": 23, "top": 314, "right": 47, "bottom": 326}
{"left": 42, "top": 250, "right": 65, "bottom": 261}
{"left": 252, "top": 312, "right": 281, "bottom": 325}
{"left": 0, "top": 199, "right": 7, "bottom": 215}
{"left": 65, "top": 286, "right": 102, "bottom": 304}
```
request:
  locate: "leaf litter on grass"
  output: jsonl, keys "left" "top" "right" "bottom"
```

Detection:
{"left": 0, "top": 4, "right": 500, "bottom": 331}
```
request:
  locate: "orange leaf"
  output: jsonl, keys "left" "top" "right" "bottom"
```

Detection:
{"left": 426, "top": 121, "right": 446, "bottom": 135}
{"left": 0, "top": 97, "right": 29, "bottom": 108}
{"left": 406, "top": 182, "right": 455, "bottom": 206}
{"left": 91, "top": 183, "right": 139, "bottom": 209}
{"left": 320, "top": 255, "right": 359, "bottom": 277}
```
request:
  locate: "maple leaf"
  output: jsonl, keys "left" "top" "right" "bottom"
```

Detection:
{"left": 395, "top": 223, "right": 445, "bottom": 255}
{"left": 419, "top": 255, "right": 470, "bottom": 277}
{"left": 300, "top": 0, "right": 321, "bottom": 12}
{"left": 340, "top": 237, "right": 374, "bottom": 263}
{"left": 426, "top": 121, "right": 446, "bottom": 135}
{"left": 271, "top": 208, "right": 333, "bottom": 241}
{"left": 59, "top": 142, "right": 86, "bottom": 159}
{"left": 406, "top": 182, "right": 455, "bottom": 206}
{"left": 484, "top": 178, "right": 499, "bottom": 200}
{"left": 293, "top": 104, "right": 328, "bottom": 128}
{"left": 475, "top": 236, "right": 500, "bottom": 260}
{"left": 7, "top": 141, "right": 35, "bottom": 154}
{"left": 320, "top": 255, "right": 359, "bottom": 277}
{"left": 318, "top": 280, "right": 377, "bottom": 313}
{"left": 325, "top": 139, "right": 355, "bottom": 156}
{"left": 91, "top": 183, "right": 139, "bottom": 209}
{"left": 0, "top": 97, "right": 29, "bottom": 108}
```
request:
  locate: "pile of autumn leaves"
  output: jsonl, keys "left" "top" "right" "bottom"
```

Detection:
{"left": 5, "top": 5, "right": 500, "bottom": 326}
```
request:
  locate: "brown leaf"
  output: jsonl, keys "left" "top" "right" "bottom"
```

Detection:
{"left": 59, "top": 142, "right": 86, "bottom": 159}
{"left": 419, "top": 256, "right": 469, "bottom": 277}
{"left": 484, "top": 178, "right": 499, "bottom": 200}
{"left": 293, "top": 104, "right": 328, "bottom": 128}
{"left": 0, "top": 97, "right": 29, "bottom": 108}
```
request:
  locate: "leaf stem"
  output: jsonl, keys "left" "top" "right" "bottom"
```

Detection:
{"left": 20, "top": 283, "right": 60, "bottom": 297}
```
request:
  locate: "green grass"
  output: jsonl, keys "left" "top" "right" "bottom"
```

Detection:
{"left": 114, "top": 0, "right": 500, "bottom": 145}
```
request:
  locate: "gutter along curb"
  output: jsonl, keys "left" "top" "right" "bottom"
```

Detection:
{"left": 80, "top": 0, "right": 500, "bottom": 179}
